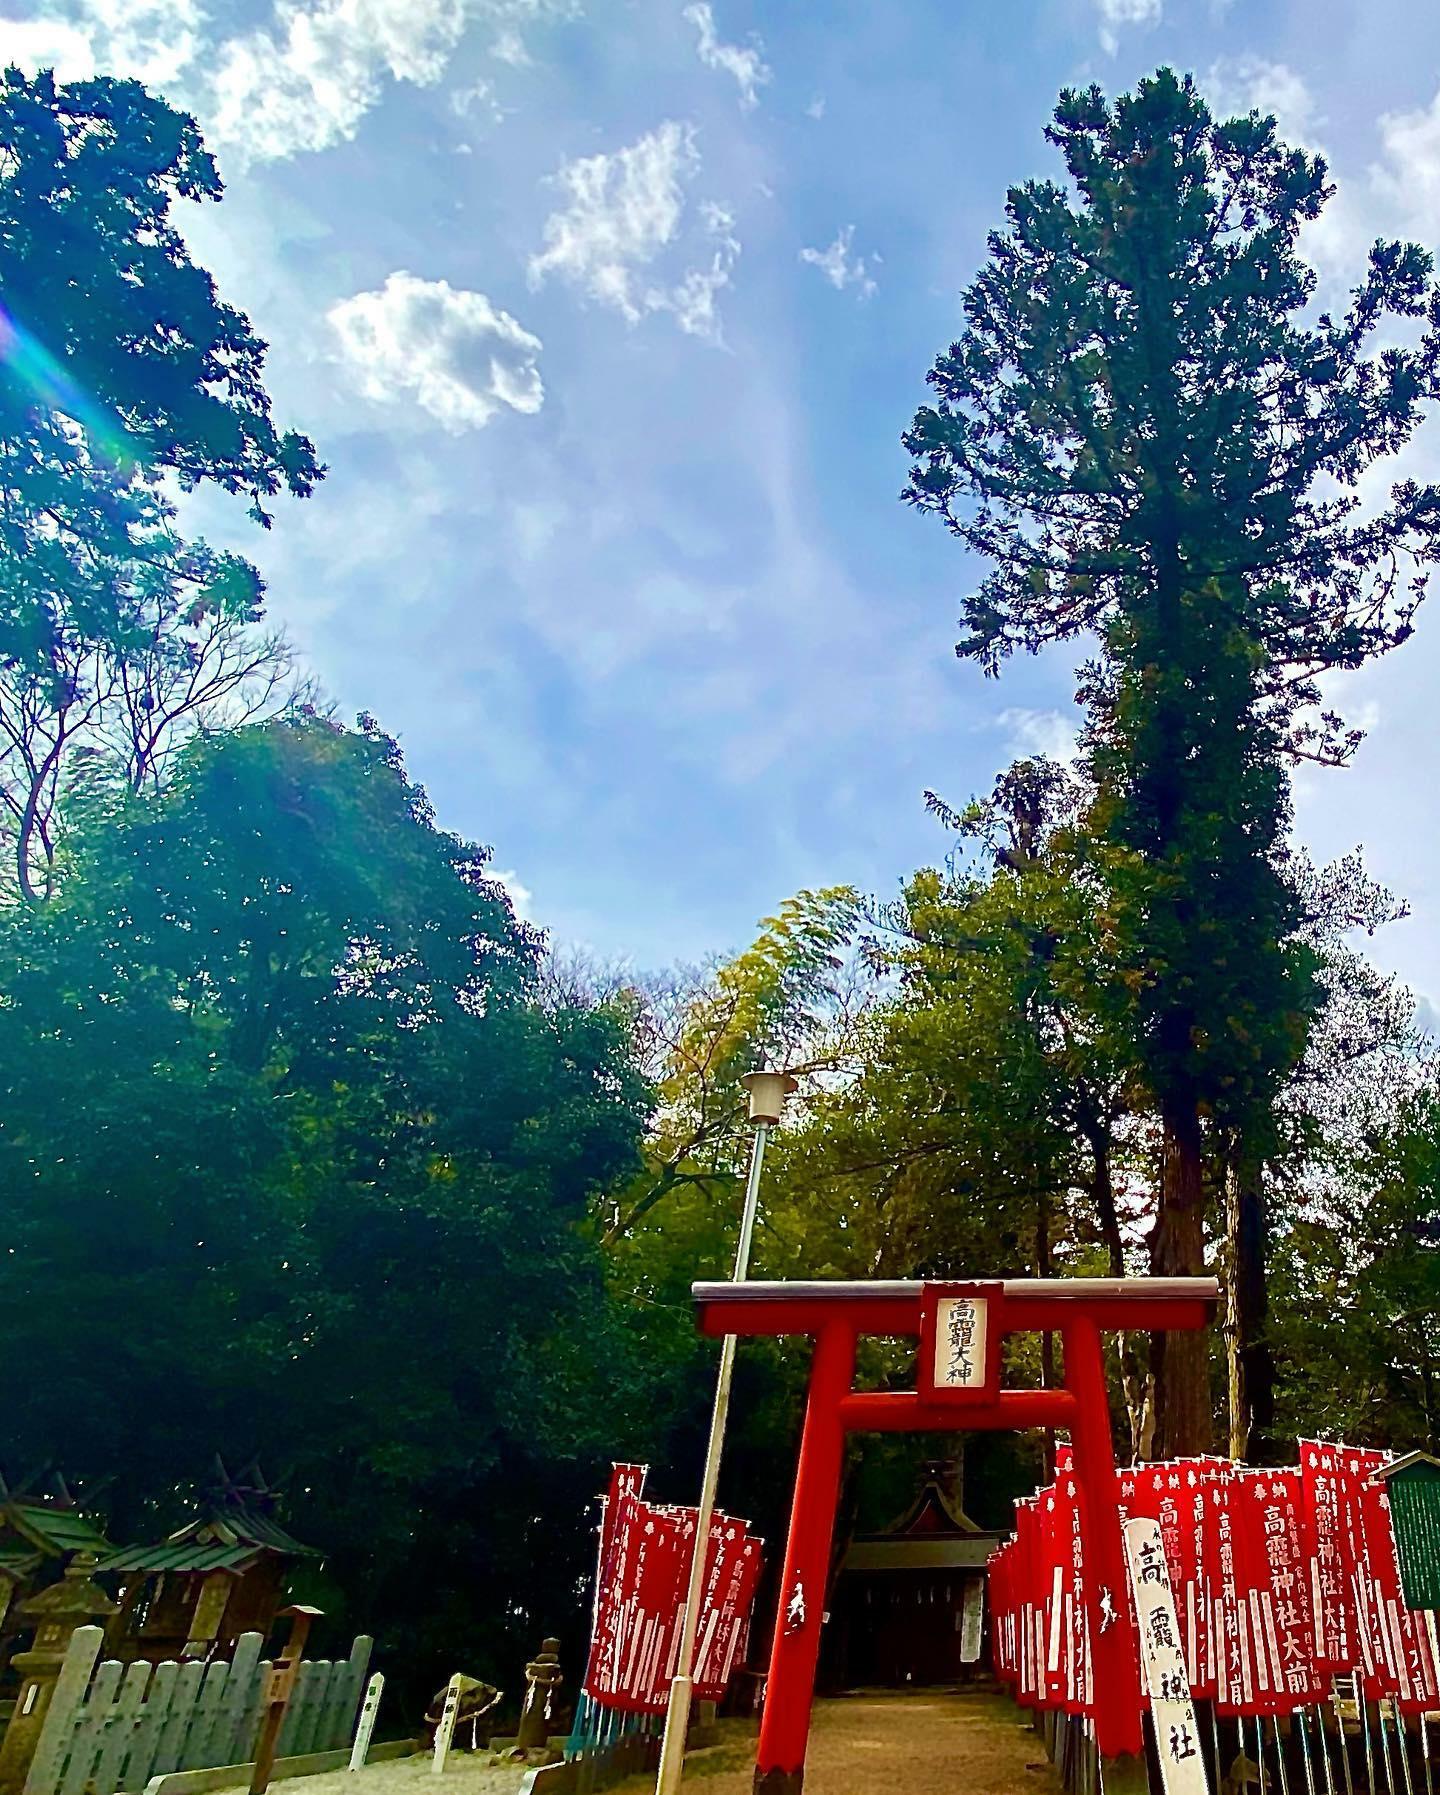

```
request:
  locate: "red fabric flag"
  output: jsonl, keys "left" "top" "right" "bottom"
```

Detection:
{"left": 1299, "top": 1439, "right": 1357, "bottom": 1678}
{"left": 1037, "top": 1478, "right": 1069, "bottom": 1709}
{"left": 694, "top": 1521, "right": 763, "bottom": 1700}
{"left": 1232, "top": 1468, "right": 1320, "bottom": 1714}
{"left": 1343, "top": 1447, "right": 1396, "bottom": 1700}
{"left": 1355, "top": 1457, "right": 1440, "bottom": 1713}
{"left": 1057, "top": 1453, "right": 1093, "bottom": 1716}
{"left": 1014, "top": 1496, "right": 1041, "bottom": 1710}
{"left": 1204, "top": 1460, "right": 1256, "bottom": 1714}
{"left": 584, "top": 1481, "right": 764, "bottom": 1714}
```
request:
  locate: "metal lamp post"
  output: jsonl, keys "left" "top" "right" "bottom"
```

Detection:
{"left": 654, "top": 1067, "right": 797, "bottom": 1795}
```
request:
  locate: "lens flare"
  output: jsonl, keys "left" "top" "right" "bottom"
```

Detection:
{"left": 0, "top": 299, "right": 138, "bottom": 470}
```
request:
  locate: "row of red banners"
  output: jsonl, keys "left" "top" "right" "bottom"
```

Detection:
{"left": 582, "top": 1464, "right": 764, "bottom": 1714}
{"left": 989, "top": 1443, "right": 1440, "bottom": 1719}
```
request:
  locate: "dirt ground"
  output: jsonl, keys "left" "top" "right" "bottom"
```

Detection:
{"left": 211, "top": 1750, "right": 534, "bottom": 1795}
{"left": 213, "top": 1690, "right": 1061, "bottom": 1795}
{"left": 608, "top": 1689, "right": 1065, "bottom": 1795}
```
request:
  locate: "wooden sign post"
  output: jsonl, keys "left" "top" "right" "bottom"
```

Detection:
{"left": 430, "top": 1674, "right": 463, "bottom": 1776}
{"left": 250, "top": 1606, "right": 322, "bottom": 1795}
{"left": 959, "top": 1578, "right": 984, "bottom": 1666}
{"left": 349, "top": 1673, "right": 384, "bottom": 1772}
{"left": 1373, "top": 1452, "right": 1440, "bottom": 1610}
{"left": 1123, "top": 1519, "right": 1208, "bottom": 1795}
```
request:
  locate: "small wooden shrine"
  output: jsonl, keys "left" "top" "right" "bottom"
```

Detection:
{"left": 98, "top": 1462, "right": 319, "bottom": 1663}
{"left": 822, "top": 1460, "right": 1006, "bottom": 1689}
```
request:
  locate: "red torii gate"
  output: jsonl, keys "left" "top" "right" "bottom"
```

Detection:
{"left": 693, "top": 1275, "right": 1219, "bottom": 1795}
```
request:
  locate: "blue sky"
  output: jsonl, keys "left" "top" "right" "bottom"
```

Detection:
{"left": 6, "top": 0, "right": 1440, "bottom": 1011}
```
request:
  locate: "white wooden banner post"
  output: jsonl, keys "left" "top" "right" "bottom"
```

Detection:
{"left": 430, "top": 1675, "right": 462, "bottom": 1776}
{"left": 349, "top": 1673, "right": 384, "bottom": 1772}
{"left": 1124, "top": 1517, "right": 1211, "bottom": 1795}
{"left": 960, "top": 1578, "right": 985, "bottom": 1665}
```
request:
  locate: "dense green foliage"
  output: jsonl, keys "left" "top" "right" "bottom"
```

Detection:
{"left": 0, "top": 718, "right": 669, "bottom": 1708}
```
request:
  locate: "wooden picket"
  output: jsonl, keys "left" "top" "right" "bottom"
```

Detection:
{"left": 22, "top": 1629, "right": 376, "bottom": 1795}
{"left": 273, "top": 1661, "right": 311, "bottom": 1760}
{"left": 59, "top": 1659, "right": 122, "bottom": 1795}
{"left": 216, "top": 1635, "right": 262, "bottom": 1769}
{"left": 22, "top": 1627, "right": 103, "bottom": 1795}
{"left": 151, "top": 1660, "right": 205, "bottom": 1777}
{"left": 90, "top": 1662, "right": 149, "bottom": 1795}
{"left": 124, "top": 1659, "right": 178, "bottom": 1792}
{"left": 336, "top": 1638, "right": 374, "bottom": 1750}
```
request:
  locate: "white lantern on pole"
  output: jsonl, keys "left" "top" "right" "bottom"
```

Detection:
{"left": 654, "top": 1067, "right": 797, "bottom": 1795}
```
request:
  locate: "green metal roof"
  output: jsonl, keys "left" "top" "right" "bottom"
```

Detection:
{"left": 97, "top": 1541, "right": 254, "bottom": 1575}
{"left": 6, "top": 1504, "right": 111, "bottom": 1557}
{"left": 96, "top": 1500, "right": 315, "bottom": 1576}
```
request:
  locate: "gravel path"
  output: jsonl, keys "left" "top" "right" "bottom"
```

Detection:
{"left": 213, "top": 1690, "right": 1061, "bottom": 1795}
{"left": 213, "top": 1752, "right": 532, "bottom": 1795}
{"left": 608, "top": 1688, "right": 1065, "bottom": 1794}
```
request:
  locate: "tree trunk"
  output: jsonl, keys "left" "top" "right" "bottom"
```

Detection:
{"left": 1223, "top": 1146, "right": 1273, "bottom": 1463}
{"left": 1086, "top": 1121, "right": 1147, "bottom": 1460}
{"left": 1149, "top": 1095, "right": 1213, "bottom": 1459}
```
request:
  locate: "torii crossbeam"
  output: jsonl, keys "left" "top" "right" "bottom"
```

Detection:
{"left": 692, "top": 1275, "right": 1219, "bottom": 1795}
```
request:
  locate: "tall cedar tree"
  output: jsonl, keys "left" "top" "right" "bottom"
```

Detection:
{"left": 904, "top": 70, "right": 1440, "bottom": 1455}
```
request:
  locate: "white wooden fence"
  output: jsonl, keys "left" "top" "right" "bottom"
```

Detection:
{"left": 23, "top": 1627, "right": 373, "bottom": 1795}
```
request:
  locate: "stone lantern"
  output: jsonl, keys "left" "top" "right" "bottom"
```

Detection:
{"left": 0, "top": 1555, "right": 117, "bottom": 1795}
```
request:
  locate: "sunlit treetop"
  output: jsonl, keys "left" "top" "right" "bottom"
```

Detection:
{"left": 903, "top": 67, "right": 1440, "bottom": 739}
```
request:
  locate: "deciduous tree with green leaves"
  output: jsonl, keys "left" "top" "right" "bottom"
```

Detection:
{"left": 904, "top": 69, "right": 1440, "bottom": 1454}
{"left": 0, "top": 69, "right": 321, "bottom": 899}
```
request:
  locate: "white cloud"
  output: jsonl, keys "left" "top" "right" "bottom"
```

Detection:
{"left": 0, "top": 0, "right": 200, "bottom": 86}
{"left": 529, "top": 121, "right": 738, "bottom": 341}
{"left": 491, "top": 26, "right": 530, "bottom": 65}
{"left": 1371, "top": 90, "right": 1440, "bottom": 238}
{"left": 206, "top": 0, "right": 472, "bottom": 165}
{"left": 1206, "top": 57, "right": 1320, "bottom": 144}
{"left": 450, "top": 76, "right": 501, "bottom": 123}
{"left": 799, "top": 225, "right": 879, "bottom": 300}
{"left": 327, "top": 271, "right": 543, "bottom": 433}
{"left": 530, "top": 122, "right": 697, "bottom": 320}
{"left": 997, "top": 707, "right": 1079, "bottom": 763}
{"left": 1095, "top": 0, "right": 1160, "bottom": 56}
{"left": 2, "top": 0, "right": 572, "bottom": 165}
{"left": 1285, "top": 79, "right": 1440, "bottom": 284}
{"left": 493, "top": 867, "right": 534, "bottom": 917}
{"left": 805, "top": 95, "right": 825, "bottom": 121}
{"left": 682, "top": 2, "right": 770, "bottom": 111}
{"left": 0, "top": 17, "right": 95, "bottom": 80}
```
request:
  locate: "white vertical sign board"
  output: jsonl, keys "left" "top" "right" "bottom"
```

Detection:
{"left": 1124, "top": 1517, "right": 1210, "bottom": 1795}
{"left": 349, "top": 1672, "right": 384, "bottom": 1772}
{"left": 430, "top": 1673, "right": 463, "bottom": 1776}
{"left": 960, "top": 1577, "right": 985, "bottom": 1665}
{"left": 933, "top": 1295, "right": 988, "bottom": 1391}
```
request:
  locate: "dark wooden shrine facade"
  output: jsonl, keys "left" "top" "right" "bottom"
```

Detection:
{"left": 823, "top": 1463, "right": 1004, "bottom": 1690}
